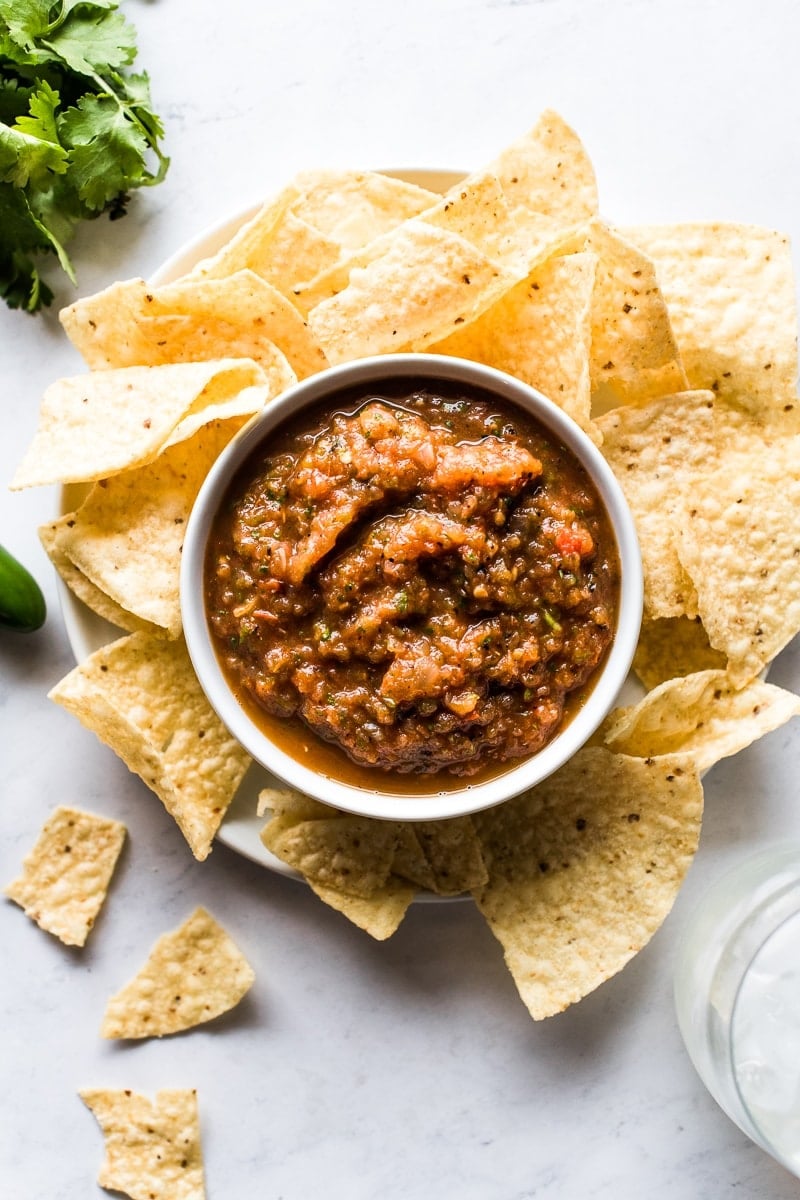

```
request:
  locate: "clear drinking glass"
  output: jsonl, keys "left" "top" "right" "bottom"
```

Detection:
{"left": 674, "top": 843, "right": 800, "bottom": 1177}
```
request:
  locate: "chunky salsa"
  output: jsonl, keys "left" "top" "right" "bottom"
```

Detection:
{"left": 206, "top": 381, "right": 619, "bottom": 777}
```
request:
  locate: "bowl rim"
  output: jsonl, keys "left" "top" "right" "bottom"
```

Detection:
{"left": 180, "top": 352, "right": 643, "bottom": 822}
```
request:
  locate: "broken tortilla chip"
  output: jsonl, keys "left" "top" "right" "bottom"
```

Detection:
{"left": 81, "top": 1088, "right": 205, "bottom": 1200}
{"left": 102, "top": 907, "right": 254, "bottom": 1038}
{"left": 5, "top": 805, "right": 125, "bottom": 947}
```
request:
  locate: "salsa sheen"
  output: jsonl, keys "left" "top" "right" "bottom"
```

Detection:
{"left": 206, "top": 381, "right": 620, "bottom": 779}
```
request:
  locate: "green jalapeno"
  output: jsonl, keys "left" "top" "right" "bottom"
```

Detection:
{"left": 0, "top": 544, "right": 46, "bottom": 632}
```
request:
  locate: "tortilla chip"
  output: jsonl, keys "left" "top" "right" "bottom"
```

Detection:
{"left": 473, "top": 748, "right": 703, "bottom": 1019}
{"left": 148, "top": 272, "right": 328, "bottom": 381}
{"left": 488, "top": 109, "right": 599, "bottom": 224}
{"left": 596, "top": 390, "right": 719, "bottom": 617}
{"left": 309, "top": 877, "right": 416, "bottom": 941}
{"left": 391, "top": 825, "right": 438, "bottom": 891}
{"left": 623, "top": 222, "right": 798, "bottom": 412}
{"left": 5, "top": 806, "right": 125, "bottom": 947}
{"left": 190, "top": 200, "right": 342, "bottom": 297}
{"left": 11, "top": 359, "right": 265, "bottom": 490}
{"left": 632, "top": 616, "right": 727, "bottom": 690}
{"left": 407, "top": 819, "right": 488, "bottom": 896}
{"left": 40, "top": 515, "right": 157, "bottom": 635}
{"left": 420, "top": 171, "right": 528, "bottom": 271}
{"left": 49, "top": 633, "right": 250, "bottom": 860}
{"left": 256, "top": 786, "right": 330, "bottom": 822}
{"left": 676, "top": 435, "right": 800, "bottom": 683}
{"left": 290, "top": 168, "right": 438, "bottom": 249}
{"left": 433, "top": 251, "right": 597, "bottom": 436}
{"left": 587, "top": 222, "right": 688, "bottom": 408}
{"left": 61, "top": 272, "right": 316, "bottom": 382}
{"left": 102, "top": 907, "right": 254, "bottom": 1038}
{"left": 601, "top": 670, "right": 800, "bottom": 772}
{"left": 81, "top": 1088, "right": 205, "bottom": 1200}
{"left": 187, "top": 170, "right": 437, "bottom": 303}
{"left": 56, "top": 418, "right": 250, "bottom": 638}
{"left": 307, "top": 220, "right": 526, "bottom": 364}
{"left": 261, "top": 811, "right": 397, "bottom": 898}
{"left": 710, "top": 394, "right": 800, "bottom": 457}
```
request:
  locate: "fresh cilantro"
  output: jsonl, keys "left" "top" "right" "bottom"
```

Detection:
{"left": 0, "top": 0, "right": 168, "bottom": 312}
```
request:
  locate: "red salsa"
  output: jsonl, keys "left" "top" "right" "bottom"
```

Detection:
{"left": 206, "top": 380, "right": 619, "bottom": 777}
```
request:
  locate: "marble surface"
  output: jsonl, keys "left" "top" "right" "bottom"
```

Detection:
{"left": 2, "top": 0, "right": 800, "bottom": 1196}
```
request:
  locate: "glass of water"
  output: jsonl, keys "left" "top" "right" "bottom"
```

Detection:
{"left": 674, "top": 843, "right": 800, "bottom": 1176}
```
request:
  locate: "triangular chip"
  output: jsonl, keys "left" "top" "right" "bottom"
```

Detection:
{"left": 147, "top": 272, "right": 328, "bottom": 381}
{"left": 11, "top": 359, "right": 266, "bottom": 489}
{"left": 588, "top": 221, "right": 687, "bottom": 408}
{"left": 102, "top": 907, "right": 254, "bottom": 1038}
{"left": 290, "top": 168, "right": 438, "bottom": 249}
{"left": 49, "top": 633, "right": 251, "bottom": 860}
{"left": 256, "top": 786, "right": 331, "bottom": 822}
{"left": 261, "top": 811, "right": 397, "bottom": 898}
{"left": 420, "top": 171, "right": 529, "bottom": 270}
{"left": 189, "top": 198, "right": 342, "bottom": 296}
{"left": 473, "top": 748, "right": 703, "bottom": 1019}
{"left": 600, "top": 670, "right": 800, "bottom": 772}
{"left": 391, "top": 825, "right": 438, "bottom": 892}
{"left": 187, "top": 171, "right": 437, "bottom": 303}
{"left": 81, "top": 1088, "right": 205, "bottom": 1200}
{"left": 433, "top": 251, "right": 597, "bottom": 436}
{"left": 596, "top": 390, "right": 718, "bottom": 618}
{"left": 307, "top": 220, "right": 526, "bottom": 364}
{"left": 40, "top": 515, "right": 157, "bottom": 635}
{"left": 55, "top": 417, "right": 251, "bottom": 637}
{"left": 675, "top": 435, "right": 800, "bottom": 683}
{"left": 61, "top": 272, "right": 313, "bottom": 380}
{"left": 623, "top": 222, "right": 799, "bottom": 413}
{"left": 5, "top": 806, "right": 125, "bottom": 947}
{"left": 408, "top": 819, "right": 488, "bottom": 896}
{"left": 488, "top": 108, "right": 599, "bottom": 224}
{"left": 308, "top": 877, "right": 416, "bottom": 941}
{"left": 632, "top": 616, "right": 727, "bottom": 690}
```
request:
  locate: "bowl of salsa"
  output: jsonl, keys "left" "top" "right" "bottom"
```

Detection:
{"left": 181, "top": 354, "right": 643, "bottom": 821}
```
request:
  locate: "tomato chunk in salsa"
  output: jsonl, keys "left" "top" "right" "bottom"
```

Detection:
{"left": 206, "top": 382, "right": 619, "bottom": 776}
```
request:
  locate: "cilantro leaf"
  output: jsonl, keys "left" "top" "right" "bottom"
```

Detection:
{"left": 61, "top": 92, "right": 147, "bottom": 209}
{"left": 45, "top": 8, "right": 136, "bottom": 77}
{"left": 0, "top": 181, "right": 58, "bottom": 310}
{"left": 0, "top": 117, "right": 68, "bottom": 187}
{"left": 0, "top": 0, "right": 168, "bottom": 312}
{"left": 0, "top": 0, "right": 55, "bottom": 50}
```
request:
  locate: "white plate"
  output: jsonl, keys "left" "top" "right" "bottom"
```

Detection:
{"left": 57, "top": 168, "right": 646, "bottom": 884}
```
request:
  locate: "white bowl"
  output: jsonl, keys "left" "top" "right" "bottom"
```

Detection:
{"left": 181, "top": 353, "right": 643, "bottom": 822}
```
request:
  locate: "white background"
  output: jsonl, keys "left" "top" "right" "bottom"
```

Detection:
{"left": 2, "top": 1, "right": 800, "bottom": 1196}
